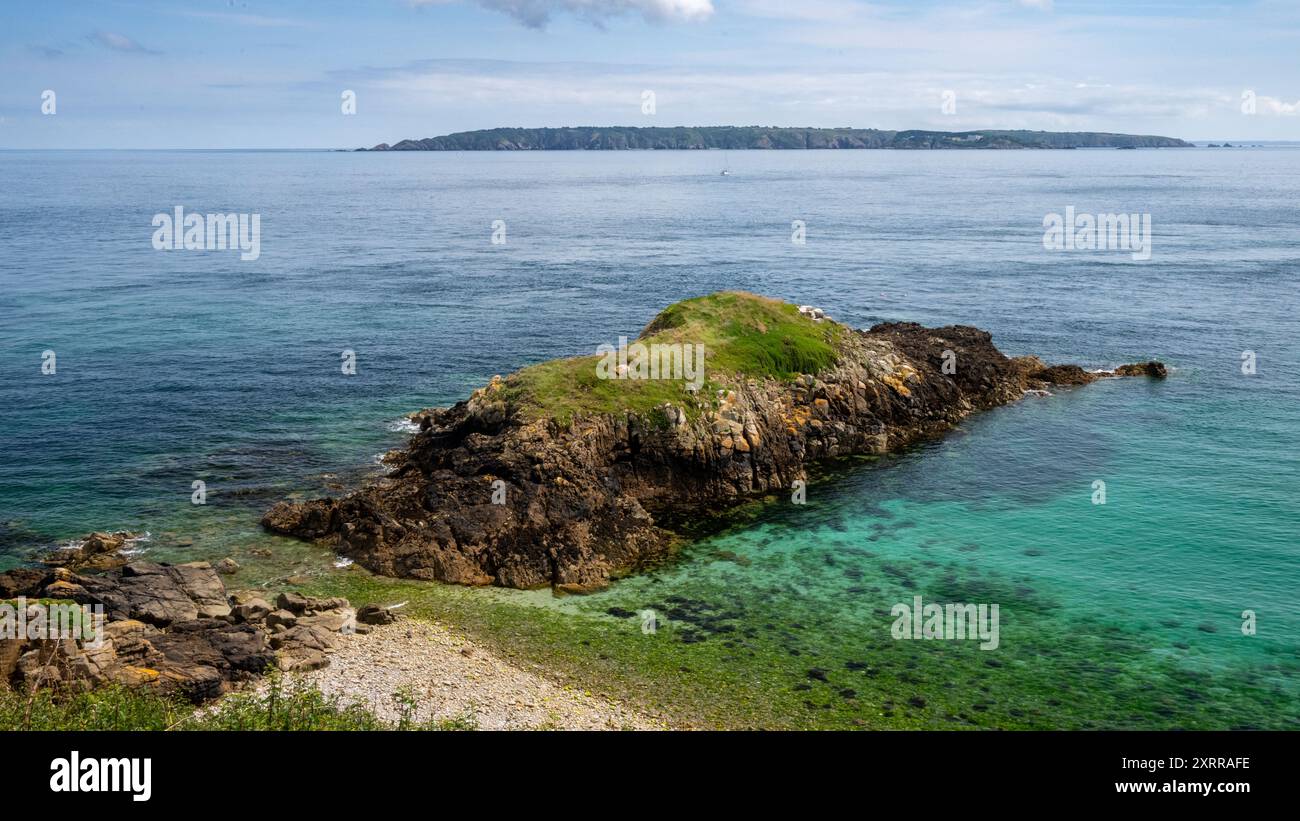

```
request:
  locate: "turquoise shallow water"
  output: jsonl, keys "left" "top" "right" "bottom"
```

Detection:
{"left": 1, "top": 148, "right": 1297, "bottom": 727}
{"left": 553, "top": 374, "right": 1299, "bottom": 727}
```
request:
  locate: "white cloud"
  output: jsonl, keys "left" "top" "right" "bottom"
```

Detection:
{"left": 735, "top": 0, "right": 864, "bottom": 23}
{"left": 175, "top": 10, "right": 313, "bottom": 28}
{"left": 349, "top": 57, "right": 1215, "bottom": 135}
{"left": 1257, "top": 96, "right": 1300, "bottom": 115}
{"left": 88, "top": 30, "right": 160, "bottom": 54}
{"left": 412, "top": 0, "right": 714, "bottom": 28}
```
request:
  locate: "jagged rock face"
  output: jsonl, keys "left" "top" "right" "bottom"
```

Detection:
{"left": 0, "top": 562, "right": 366, "bottom": 700}
{"left": 263, "top": 321, "right": 1164, "bottom": 591}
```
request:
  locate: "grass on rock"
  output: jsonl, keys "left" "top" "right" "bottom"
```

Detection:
{"left": 502, "top": 291, "right": 841, "bottom": 423}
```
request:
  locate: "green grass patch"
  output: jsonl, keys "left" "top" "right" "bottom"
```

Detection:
{"left": 501, "top": 291, "right": 841, "bottom": 422}
{"left": 0, "top": 674, "right": 477, "bottom": 731}
{"left": 1, "top": 598, "right": 80, "bottom": 607}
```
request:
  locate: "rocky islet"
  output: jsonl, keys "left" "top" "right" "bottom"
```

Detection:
{"left": 263, "top": 292, "right": 1167, "bottom": 592}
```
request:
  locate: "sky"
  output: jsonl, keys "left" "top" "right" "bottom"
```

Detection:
{"left": 1, "top": 0, "right": 1298, "bottom": 148}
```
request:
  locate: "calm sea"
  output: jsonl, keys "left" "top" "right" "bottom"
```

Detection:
{"left": 1, "top": 148, "right": 1296, "bottom": 727}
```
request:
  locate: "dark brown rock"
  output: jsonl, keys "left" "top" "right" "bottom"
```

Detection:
{"left": 1114, "top": 360, "right": 1168, "bottom": 378}
{"left": 0, "top": 568, "right": 47, "bottom": 598}
{"left": 275, "top": 591, "right": 348, "bottom": 615}
{"left": 265, "top": 609, "right": 297, "bottom": 629}
{"left": 262, "top": 500, "right": 336, "bottom": 539}
{"left": 2, "top": 560, "right": 355, "bottom": 702}
{"left": 41, "top": 531, "right": 139, "bottom": 572}
{"left": 271, "top": 623, "right": 338, "bottom": 672}
{"left": 270, "top": 624, "right": 336, "bottom": 652}
{"left": 147, "top": 619, "right": 274, "bottom": 699}
{"left": 0, "top": 636, "right": 26, "bottom": 683}
{"left": 104, "top": 562, "right": 228, "bottom": 626}
{"left": 357, "top": 603, "right": 398, "bottom": 625}
{"left": 232, "top": 598, "right": 273, "bottom": 623}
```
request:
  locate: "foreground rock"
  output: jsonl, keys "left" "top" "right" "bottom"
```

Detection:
{"left": 264, "top": 292, "right": 1166, "bottom": 591}
{"left": 0, "top": 561, "right": 371, "bottom": 701}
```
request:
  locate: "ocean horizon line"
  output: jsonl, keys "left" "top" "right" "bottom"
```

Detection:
{"left": 6, "top": 142, "right": 1300, "bottom": 152}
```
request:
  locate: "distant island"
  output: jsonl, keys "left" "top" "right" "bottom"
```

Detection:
{"left": 361, "top": 126, "right": 1192, "bottom": 151}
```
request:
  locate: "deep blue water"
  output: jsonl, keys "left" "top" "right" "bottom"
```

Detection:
{"left": 1, "top": 149, "right": 1297, "bottom": 726}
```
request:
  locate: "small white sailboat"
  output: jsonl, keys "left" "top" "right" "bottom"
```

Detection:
{"left": 720, "top": 150, "right": 731, "bottom": 175}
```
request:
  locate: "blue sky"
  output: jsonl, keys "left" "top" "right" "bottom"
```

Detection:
{"left": 2, "top": 0, "right": 1298, "bottom": 147}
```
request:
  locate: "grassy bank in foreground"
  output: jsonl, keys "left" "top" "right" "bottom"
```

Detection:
{"left": 0, "top": 673, "right": 478, "bottom": 731}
